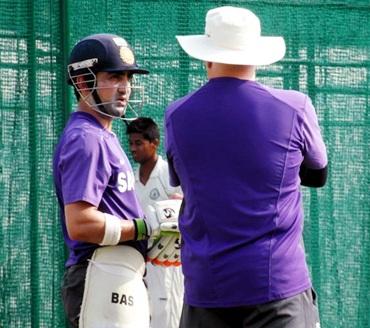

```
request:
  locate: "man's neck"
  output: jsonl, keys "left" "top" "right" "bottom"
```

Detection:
{"left": 139, "top": 155, "right": 158, "bottom": 185}
{"left": 206, "top": 62, "right": 256, "bottom": 81}
{"left": 78, "top": 100, "right": 113, "bottom": 131}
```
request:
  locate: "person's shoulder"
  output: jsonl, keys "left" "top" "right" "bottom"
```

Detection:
{"left": 62, "top": 118, "right": 108, "bottom": 154}
{"left": 151, "top": 156, "right": 172, "bottom": 182}
{"left": 65, "top": 112, "right": 109, "bottom": 141}
{"left": 152, "top": 155, "right": 168, "bottom": 175}
{"left": 165, "top": 90, "right": 198, "bottom": 118}
{"left": 261, "top": 83, "right": 309, "bottom": 113}
{"left": 156, "top": 155, "right": 168, "bottom": 169}
{"left": 262, "top": 83, "right": 306, "bottom": 100}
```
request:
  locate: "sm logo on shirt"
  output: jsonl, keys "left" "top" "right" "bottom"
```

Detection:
{"left": 117, "top": 170, "right": 135, "bottom": 193}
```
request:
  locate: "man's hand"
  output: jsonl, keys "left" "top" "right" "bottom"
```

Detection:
{"left": 145, "top": 199, "right": 181, "bottom": 237}
{"left": 147, "top": 234, "right": 181, "bottom": 266}
{"left": 132, "top": 218, "right": 152, "bottom": 240}
{"left": 144, "top": 199, "right": 182, "bottom": 266}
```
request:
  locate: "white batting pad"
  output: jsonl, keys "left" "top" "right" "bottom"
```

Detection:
{"left": 79, "top": 246, "right": 150, "bottom": 328}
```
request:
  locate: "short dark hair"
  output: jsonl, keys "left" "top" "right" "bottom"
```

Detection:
{"left": 126, "top": 117, "right": 160, "bottom": 141}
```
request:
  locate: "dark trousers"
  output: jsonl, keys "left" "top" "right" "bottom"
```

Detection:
{"left": 180, "top": 288, "right": 320, "bottom": 328}
{"left": 61, "top": 261, "right": 149, "bottom": 328}
{"left": 61, "top": 262, "right": 89, "bottom": 328}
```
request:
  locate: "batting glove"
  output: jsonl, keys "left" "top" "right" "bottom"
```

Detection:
{"left": 144, "top": 199, "right": 182, "bottom": 266}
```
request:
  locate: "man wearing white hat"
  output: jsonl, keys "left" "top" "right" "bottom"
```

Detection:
{"left": 164, "top": 6, "right": 327, "bottom": 328}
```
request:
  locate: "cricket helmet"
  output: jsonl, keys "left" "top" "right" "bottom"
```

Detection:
{"left": 67, "top": 33, "right": 149, "bottom": 121}
{"left": 68, "top": 33, "right": 148, "bottom": 84}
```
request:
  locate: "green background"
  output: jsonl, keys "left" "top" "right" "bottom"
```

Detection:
{"left": 0, "top": 1, "right": 369, "bottom": 327}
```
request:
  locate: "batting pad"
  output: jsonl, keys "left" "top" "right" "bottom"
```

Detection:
{"left": 79, "top": 246, "right": 150, "bottom": 328}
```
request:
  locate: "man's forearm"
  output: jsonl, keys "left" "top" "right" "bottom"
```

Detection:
{"left": 299, "top": 163, "right": 328, "bottom": 188}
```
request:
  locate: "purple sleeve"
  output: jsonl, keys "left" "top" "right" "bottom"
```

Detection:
{"left": 165, "top": 113, "right": 181, "bottom": 187}
{"left": 302, "top": 97, "right": 328, "bottom": 169}
{"left": 59, "top": 132, "right": 111, "bottom": 206}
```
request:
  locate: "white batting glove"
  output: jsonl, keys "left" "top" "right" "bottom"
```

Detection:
{"left": 147, "top": 234, "right": 181, "bottom": 267}
{"left": 144, "top": 199, "right": 182, "bottom": 266}
{"left": 145, "top": 199, "right": 181, "bottom": 237}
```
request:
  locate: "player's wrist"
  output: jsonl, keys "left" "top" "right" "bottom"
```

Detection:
{"left": 99, "top": 213, "right": 122, "bottom": 246}
{"left": 133, "top": 218, "right": 152, "bottom": 241}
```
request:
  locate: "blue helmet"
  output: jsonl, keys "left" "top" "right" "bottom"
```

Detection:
{"left": 67, "top": 33, "right": 149, "bottom": 84}
{"left": 67, "top": 34, "right": 149, "bottom": 121}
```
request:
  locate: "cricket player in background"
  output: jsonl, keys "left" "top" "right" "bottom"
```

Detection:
{"left": 127, "top": 117, "right": 184, "bottom": 328}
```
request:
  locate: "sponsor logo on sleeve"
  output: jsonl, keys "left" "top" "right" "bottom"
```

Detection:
{"left": 117, "top": 170, "right": 135, "bottom": 192}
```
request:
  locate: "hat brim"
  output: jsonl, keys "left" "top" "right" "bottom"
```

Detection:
{"left": 176, "top": 35, "right": 285, "bottom": 66}
{"left": 104, "top": 66, "right": 149, "bottom": 74}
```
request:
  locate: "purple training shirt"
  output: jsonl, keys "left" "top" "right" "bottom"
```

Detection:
{"left": 165, "top": 77, "right": 327, "bottom": 307}
{"left": 53, "top": 111, "right": 146, "bottom": 267}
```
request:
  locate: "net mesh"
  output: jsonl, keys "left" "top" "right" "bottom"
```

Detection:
{"left": 0, "top": 1, "right": 369, "bottom": 327}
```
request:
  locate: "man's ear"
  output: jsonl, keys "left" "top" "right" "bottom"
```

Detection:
{"left": 153, "top": 138, "right": 160, "bottom": 148}
{"left": 75, "top": 75, "right": 88, "bottom": 95}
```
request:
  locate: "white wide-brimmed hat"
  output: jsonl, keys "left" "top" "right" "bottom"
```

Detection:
{"left": 176, "top": 6, "right": 286, "bottom": 66}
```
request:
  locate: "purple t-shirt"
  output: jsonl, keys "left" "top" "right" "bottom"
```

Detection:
{"left": 165, "top": 78, "right": 327, "bottom": 307}
{"left": 53, "top": 111, "right": 146, "bottom": 267}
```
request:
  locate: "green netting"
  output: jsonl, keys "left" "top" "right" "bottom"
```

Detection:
{"left": 0, "top": 1, "right": 369, "bottom": 327}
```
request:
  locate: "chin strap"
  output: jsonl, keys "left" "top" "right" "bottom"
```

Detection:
{"left": 91, "top": 88, "right": 110, "bottom": 116}
{"left": 78, "top": 76, "right": 140, "bottom": 122}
